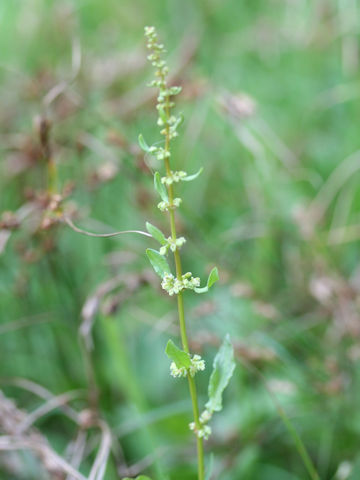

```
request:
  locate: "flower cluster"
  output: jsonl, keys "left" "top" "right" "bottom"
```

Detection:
{"left": 189, "top": 422, "right": 212, "bottom": 440}
{"left": 199, "top": 409, "right": 213, "bottom": 424}
{"left": 170, "top": 354, "right": 205, "bottom": 378}
{"left": 145, "top": 26, "right": 168, "bottom": 88}
{"left": 157, "top": 198, "right": 182, "bottom": 212}
{"left": 189, "top": 355, "right": 206, "bottom": 376}
{"left": 189, "top": 408, "right": 213, "bottom": 440}
{"left": 161, "top": 170, "right": 187, "bottom": 186}
{"left": 161, "top": 272, "right": 200, "bottom": 296}
{"left": 144, "top": 26, "right": 182, "bottom": 141}
{"left": 158, "top": 111, "right": 183, "bottom": 140}
{"left": 144, "top": 26, "right": 216, "bottom": 451}
{"left": 148, "top": 145, "right": 171, "bottom": 162}
{"left": 170, "top": 362, "right": 187, "bottom": 378}
{"left": 159, "top": 236, "right": 186, "bottom": 255}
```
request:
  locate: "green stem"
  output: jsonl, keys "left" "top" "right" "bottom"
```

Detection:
{"left": 163, "top": 101, "right": 205, "bottom": 480}
{"left": 188, "top": 374, "right": 205, "bottom": 480}
{"left": 173, "top": 242, "right": 205, "bottom": 480}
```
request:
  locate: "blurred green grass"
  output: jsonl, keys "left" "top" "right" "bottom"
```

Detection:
{"left": 1, "top": 0, "right": 360, "bottom": 479}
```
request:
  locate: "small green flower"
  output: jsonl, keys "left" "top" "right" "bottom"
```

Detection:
{"left": 159, "top": 236, "right": 186, "bottom": 255}
{"left": 199, "top": 409, "right": 212, "bottom": 424}
{"left": 157, "top": 198, "right": 182, "bottom": 212}
{"left": 189, "top": 354, "right": 205, "bottom": 377}
{"left": 170, "top": 362, "right": 187, "bottom": 378}
{"left": 161, "top": 272, "right": 200, "bottom": 295}
{"left": 189, "top": 422, "right": 212, "bottom": 440}
{"left": 169, "top": 353, "right": 205, "bottom": 378}
{"left": 161, "top": 171, "right": 187, "bottom": 186}
{"left": 181, "top": 272, "right": 200, "bottom": 289}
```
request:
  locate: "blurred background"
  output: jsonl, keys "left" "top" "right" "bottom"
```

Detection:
{"left": 1, "top": 0, "right": 360, "bottom": 479}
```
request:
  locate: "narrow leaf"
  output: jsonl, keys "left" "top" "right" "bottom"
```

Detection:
{"left": 146, "top": 248, "right": 170, "bottom": 278}
{"left": 205, "top": 335, "right": 235, "bottom": 413}
{"left": 207, "top": 267, "right": 219, "bottom": 288}
{"left": 146, "top": 222, "right": 167, "bottom": 245}
{"left": 138, "top": 134, "right": 150, "bottom": 152}
{"left": 175, "top": 113, "right": 184, "bottom": 128}
{"left": 154, "top": 172, "right": 168, "bottom": 202}
{"left": 194, "top": 267, "right": 219, "bottom": 294}
{"left": 194, "top": 286, "right": 208, "bottom": 294}
{"left": 165, "top": 339, "right": 191, "bottom": 369}
{"left": 183, "top": 167, "right": 204, "bottom": 182}
{"left": 158, "top": 105, "right": 167, "bottom": 123}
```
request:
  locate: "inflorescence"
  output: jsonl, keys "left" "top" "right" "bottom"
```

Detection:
{"left": 159, "top": 236, "right": 186, "bottom": 255}
{"left": 157, "top": 197, "right": 182, "bottom": 212}
{"left": 144, "top": 26, "right": 217, "bottom": 444}
{"left": 161, "top": 272, "right": 200, "bottom": 296}
{"left": 170, "top": 354, "right": 205, "bottom": 378}
{"left": 161, "top": 170, "right": 187, "bottom": 185}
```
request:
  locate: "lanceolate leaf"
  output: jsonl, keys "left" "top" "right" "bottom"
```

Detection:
{"left": 146, "top": 248, "right": 170, "bottom": 278}
{"left": 205, "top": 335, "right": 235, "bottom": 413}
{"left": 146, "top": 222, "right": 167, "bottom": 245}
{"left": 194, "top": 286, "right": 208, "bottom": 294}
{"left": 183, "top": 167, "right": 204, "bottom": 182}
{"left": 138, "top": 133, "right": 150, "bottom": 152}
{"left": 207, "top": 267, "right": 219, "bottom": 288}
{"left": 154, "top": 171, "right": 168, "bottom": 202}
{"left": 173, "top": 113, "right": 184, "bottom": 129}
{"left": 194, "top": 267, "right": 219, "bottom": 294}
{"left": 165, "top": 339, "right": 191, "bottom": 369}
{"left": 157, "top": 105, "right": 167, "bottom": 124}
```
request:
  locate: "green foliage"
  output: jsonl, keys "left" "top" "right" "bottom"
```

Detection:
{"left": 182, "top": 167, "right": 204, "bottom": 182}
{"left": 165, "top": 339, "right": 191, "bottom": 369}
{"left": 194, "top": 267, "right": 219, "bottom": 294}
{"left": 2, "top": 2, "right": 359, "bottom": 479}
{"left": 138, "top": 133, "right": 151, "bottom": 152}
{"left": 146, "top": 248, "right": 171, "bottom": 277}
{"left": 146, "top": 222, "right": 167, "bottom": 245}
{"left": 207, "top": 267, "right": 219, "bottom": 289}
{"left": 154, "top": 171, "right": 169, "bottom": 202}
{"left": 206, "top": 335, "right": 235, "bottom": 414}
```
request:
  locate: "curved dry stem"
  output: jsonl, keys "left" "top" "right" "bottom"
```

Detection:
{"left": 64, "top": 215, "right": 151, "bottom": 238}
{"left": 0, "top": 437, "right": 87, "bottom": 480}
{"left": 16, "top": 390, "right": 84, "bottom": 434}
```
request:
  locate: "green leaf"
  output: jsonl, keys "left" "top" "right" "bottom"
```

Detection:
{"left": 207, "top": 267, "right": 219, "bottom": 288}
{"left": 138, "top": 134, "right": 150, "bottom": 152}
{"left": 205, "top": 335, "right": 235, "bottom": 413}
{"left": 154, "top": 171, "right": 168, "bottom": 202}
{"left": 146, "top": 222, "right": 167, "bottom": 245}
{"left": 165, "top": 339, "right": 191, "bottom": 369}
{"left": 194, "top": 267, "right": 219, "bottom": 294}
{"left": 157, "top": 105, "right": 167, "bottom": 123}
{"left": 146, "top": 248, "right": 170, "bottom": 278}
{"left": 174, "top": 113, "right": 184, "bottom": 128}
{"left": 183, "top": 167, "right": 204, "bottom": 182}
{"left": 194, "top": 285, "right": 208, "bottom": 294}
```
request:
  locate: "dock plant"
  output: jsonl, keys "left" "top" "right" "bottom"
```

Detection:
{"left": 138, "top": 26, "right": 236, "bottom": 480}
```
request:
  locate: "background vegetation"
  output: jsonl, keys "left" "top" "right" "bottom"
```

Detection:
{"left": 1, "top": 1, "right": 360, "bottom": 479}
